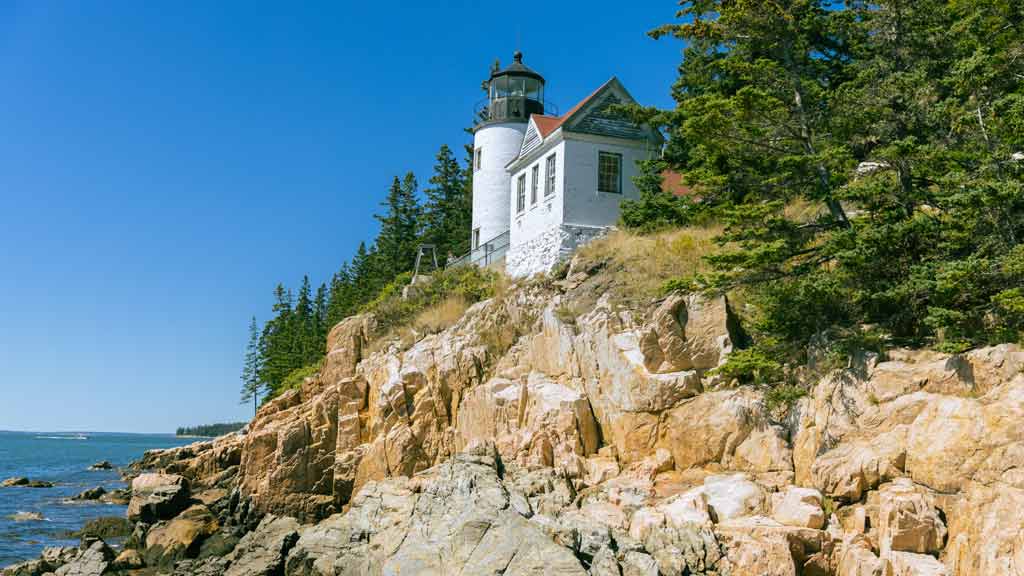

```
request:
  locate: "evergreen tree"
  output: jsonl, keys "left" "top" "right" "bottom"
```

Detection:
{"left": 294, "top": 275, "right": 317, "bottom": 363}
{"left": 239, "top": 316, "right": 263, "bottom": 415}
{"left": 326, "top": 262, "right": 355, "bottom": 327}
{"left": 374, "top": 174, "right": 421, "bottom": 279}
{"left": 645, "top": 0, "right": 1024, "bottom": 376}
{"left": 314, "top": 281, "right": 328, "bottom": 344}
{"left": 257, "top": 284, "right": 295, "bottom": 391}
{"left": 422, "top": 144, "right": 470, "bottom": 261}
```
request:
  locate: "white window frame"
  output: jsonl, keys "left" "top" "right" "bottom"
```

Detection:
{"left": 472, "top": 227, "right": 480, "bottom": 249}
{"left": 516, "top": 174, "right": 526, "bottom": 214}
{"left": 530, "top": 164, "right": 539, "bottom": 206}
{"left": 474, "top": 148, "right": 482, "bottom": 172}
{"left": 545, "top": 153, "right": 556, "bottom": 196}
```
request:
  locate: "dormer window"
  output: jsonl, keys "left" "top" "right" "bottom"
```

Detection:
{"left": 598, "top": 151, "right": 622, "bottom": 194}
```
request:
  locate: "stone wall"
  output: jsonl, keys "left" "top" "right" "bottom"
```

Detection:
{"left": 506, "top": 223, "right": 607, "bottom": 278}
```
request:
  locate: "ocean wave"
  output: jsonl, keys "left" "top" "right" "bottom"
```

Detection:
{"left": 34, "top": 435, "right": 88, "bottom": 440}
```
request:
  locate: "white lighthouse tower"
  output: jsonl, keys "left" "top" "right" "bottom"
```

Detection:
{"left": 470, "top": 52, "right": 546, "bottom": 261}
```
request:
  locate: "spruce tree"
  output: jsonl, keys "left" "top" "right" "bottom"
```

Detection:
{"left": 422, "top": 144, "right": 470, "bottom": 261}
{"left": 239, "top": 316, "right": 263, "bottom": 415}
{"left": 646, "top": 0, "right": 1023, "bottom": 373}
{"left": 374, "top": 174, "right": 421, "bottom": 279}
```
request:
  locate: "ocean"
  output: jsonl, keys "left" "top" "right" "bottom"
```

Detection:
{"left": 0, "top": 430, "right": 195, "bottom": 567}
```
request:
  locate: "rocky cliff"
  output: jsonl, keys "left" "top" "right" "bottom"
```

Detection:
{"left": 9, "top": 258, "right": 1024, "bottom": 576}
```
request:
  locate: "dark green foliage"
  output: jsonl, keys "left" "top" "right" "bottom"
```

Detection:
{"left": 175, "top": 422, "right": 247, "bottom": 437}
{"left": 644, "top": 0, "right": 1024, "bottom": 377}
{"left": 620, "top": 159, "right": 697, "bottom": 232}
{"left": 239, "top": 316, "right": 264, "bottom": 415}
{"left": 422, "top": 144, "right": 472, "bottom": 261}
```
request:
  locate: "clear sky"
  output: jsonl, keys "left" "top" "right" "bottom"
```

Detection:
{"left": 0, "top": 1, "right": 683, "bottom": 433}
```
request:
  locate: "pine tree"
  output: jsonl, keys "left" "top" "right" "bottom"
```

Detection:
{"left": 422, "top": 144, "right": 470, "bottom": 261}
{"left": 326, "top": 262, "right": 354, "bottom": 327}
{"left": 239, "top": 316, "right": 263, "bottom": 415}
{"left": 257, "top": 284, "right": 295, "bottom": 393}
{"left": 646, "top": 0, "right": 1023, "bottom": 374}
{"left": 374, "top": 174, "right": 421, "bottom": 279}
{"left": 314, "top": 281, "right": 328, "bottom": 349}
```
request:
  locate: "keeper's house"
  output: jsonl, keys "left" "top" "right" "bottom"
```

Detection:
{"left": 467, "top": 52, "right": 665, "bottom": 277}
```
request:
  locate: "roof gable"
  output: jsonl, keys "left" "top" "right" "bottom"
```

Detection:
{"left": 520, "top": 118, "right": 544, "bottom": 157}
{"left": 563, "top": 78, "right": 660, "bottom": 142}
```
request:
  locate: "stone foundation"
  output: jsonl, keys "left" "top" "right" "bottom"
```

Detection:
{"left": 506, "top": 224, "right": 608, "bottom": 278}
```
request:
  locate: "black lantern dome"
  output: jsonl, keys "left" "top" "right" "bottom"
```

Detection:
{"left": 479, "top": 51, "right": 545, "bottom": 125}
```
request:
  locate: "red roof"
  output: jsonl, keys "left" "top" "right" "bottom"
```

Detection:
{"left": 530, "top": 78, "right": 615, "bottom": 138}
{"left": 661, "top": 170, "right": 694, "bottom": 197}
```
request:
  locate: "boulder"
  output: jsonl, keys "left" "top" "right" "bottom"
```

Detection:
{"left": 811, "top": 427, "right": 907, "bottom": 502}
{"left": 224, "top": 515, "right": 300, "bottom": 576}
{"left": 658, "top": 490, "right": 712, "bottom": 528}
{"left": 657, "top": 390, "right": 791, "bottom": 473}
{"left": 144, "top": 504, "right": 219, "bottom": 566}
{"left": 944, "top": 482, "right": 1024, "bottom": 576}
{"left": 2, "top": 477, "right": 54, "bottom": 488}
{"left": 642, "top": 523, "right": 724, "bottom": 575}
{"left": 620, "top": 551, "right": 660, "bottom": 576}
{"left": 701, "top": 473, "right": 766, "bottom": 522}
{"left": 71, "top": 487, "right": 106, "bottom": 501}
{"left": 885, "top": 551, "right": 950, "bottom": 575}
{"left": 629, "top": 507, "right": 667, "bottom": 542}
{"left": 285, "top": 448, "right": 586, "bottom": 576}
{"left": 772, "top": 486, "right": 825, "bottom": 529}
{"left": 906, "top": 375, "right": 1024, "bottom": 493}
{"left": 53, "top": 540, "right": 114, "bottom": 576}
{"left": 832, "top": 536, "right": 883, "bottom": 576}
{"left": 110, "top": 549, "right": 144, "bottom": 571}
{"left": 127, "top": 473, "right": 190, "bottom": 523}
{"left": 876, "top": 479, "right": 946, "bottom": 556}
{"left": 717, "top": 528, "right": 799, "bottom": 576}
{"left": 88, "top": 461, "right": 113, "bottom": 471}
{"left": 7, "top": 511, "right": 44, "bottom": 522}
{"left": 639, "top": 293, "right": 739, "bottom": 373}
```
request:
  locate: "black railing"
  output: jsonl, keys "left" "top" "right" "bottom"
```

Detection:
{"left": 473, "top": 99, "right": 560, "bottom": 125}
{"left": 448, "top": 230, "right": 510, "bottom": 269}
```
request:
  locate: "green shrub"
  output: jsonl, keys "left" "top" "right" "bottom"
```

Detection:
{"left": 764, "top": 384, "right": 808, "bottom": 412}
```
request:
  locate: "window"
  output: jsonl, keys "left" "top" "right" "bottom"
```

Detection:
{"left": 545, "top": 153, "right": 556, "bottom": 196}
{"left": 474, "top": 148, "right": 482, "bottom": 171}
{"left": 531, "top": 165, "right": 539, "bottom": 205}
{"left": 598, "top": 151, "right": 622, "bottom": 194}
{"left": 516, "top": 174, "right": 526, "bottom": 213}
{"left": 472, "top": 228, "right": 480, "bottom": 250}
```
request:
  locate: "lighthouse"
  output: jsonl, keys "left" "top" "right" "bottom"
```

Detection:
{"left": 470, "top": 51, "right": 545, "bottom": 256}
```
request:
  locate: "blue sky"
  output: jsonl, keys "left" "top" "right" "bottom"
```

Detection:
{"left": 0, "top": 1, "right": 682, "bottom": 433}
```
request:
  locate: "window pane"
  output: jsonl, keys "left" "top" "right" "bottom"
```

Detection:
{"left": 517, "top": 175, "right": 526, "bottom": 213}
{"left": 545, "top": 154, "right": 556, "bottom": 196}
{"left": 598, "top": 152, "right": 621, "bottom": 193}
{"left": 531, "top": 165, "right": 539, "bottom": 204}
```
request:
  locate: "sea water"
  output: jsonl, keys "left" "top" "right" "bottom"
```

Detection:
{"left": 0, "top": 430, "right": 194, "bottom": 566}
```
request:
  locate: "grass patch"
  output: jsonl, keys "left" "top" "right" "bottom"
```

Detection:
{"left": 362, "top": 266, "right": 506, "bottom": 352}
{"left": 572, "top": 225, "right": 723, "bottom": 304}
{"left": 413, "top": 296, "right": 470, "bottom": 335}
